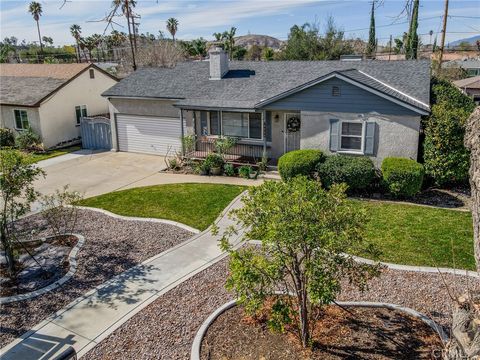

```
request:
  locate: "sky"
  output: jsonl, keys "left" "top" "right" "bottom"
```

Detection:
{"left": 0, "top": 0, "right": 479, "bottom": 47}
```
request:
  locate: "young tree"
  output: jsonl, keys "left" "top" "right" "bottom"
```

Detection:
{"left": 217, "top": 177, "right": 380, "bottom": 347}
{"left": 366, "top": 1, "right": 376, "bottom": 58}
{"left": 28, "top": 1, "right": 43, "bottom": 56}
{"left": 0, "top": 150, "right": 45, "bottom": 275}
{"left": 166, "top": 17, "right": 179, "bottom": 43}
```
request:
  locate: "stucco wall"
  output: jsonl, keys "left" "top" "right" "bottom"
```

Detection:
{"left": 108, "top": 98, "right": 193, "bottom": 151}
{"left": 38, "top": 68, "right": 117, "bottom": 148}
{"left": 0, "top": 105, "right": 42, "bottom": 140}
{"left": 300, "top": 111, "right": 421, "bottom": 167}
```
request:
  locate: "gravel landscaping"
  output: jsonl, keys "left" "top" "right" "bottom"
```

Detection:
{"left": 0, "top": 209, "right": 193, "bottom": 347}
{"left": 83, "top": 258, "right": 480, "bottom": 359}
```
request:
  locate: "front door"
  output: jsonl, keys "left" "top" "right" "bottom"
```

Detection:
{"left": 284, "top": 113, "right": 301, "bottom": 153}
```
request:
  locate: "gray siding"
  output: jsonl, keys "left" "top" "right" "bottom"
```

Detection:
{"left": 264, "top": 77, "right": 419, "bottom": 116}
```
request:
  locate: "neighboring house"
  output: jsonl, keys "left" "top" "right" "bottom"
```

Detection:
{"left": 0, "top": 63, "right": 118, "bottom": 148}
{"left": 453, "top": 76, "right": 480, "bottom": 104}
{"left": 103, "top": 47, "right": 430, "bottom": 166}
{"left": 444, "top": 58, "right": 480, "bottom": 77}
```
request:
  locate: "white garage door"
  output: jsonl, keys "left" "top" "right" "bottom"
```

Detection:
{"left": 116, "top": 114, "right": 182, "bottom": 155}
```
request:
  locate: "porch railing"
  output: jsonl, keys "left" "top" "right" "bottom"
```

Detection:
{"left": 186, "top": 137, "right": 269, "bottom": 164}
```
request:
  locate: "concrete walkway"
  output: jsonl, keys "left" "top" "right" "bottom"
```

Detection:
{"left": 1, "top": 193, "right": 247, "bottom": 360}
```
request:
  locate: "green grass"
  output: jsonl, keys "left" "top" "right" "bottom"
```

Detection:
{"left": 353, "top": 200, "right": 475, "bottom": 270}
{"left": 25, "top": 146, "right": 82, "bottom": 164}
{"left": 78, "top": 183, "right": 247, "bottom": 231}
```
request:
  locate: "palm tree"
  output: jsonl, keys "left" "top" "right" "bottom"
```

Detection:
{"left": 166, "top": 18, "right": 179, "bottom": 43}
{"left": 28, "top": 1, "right": 43, "bottom": 56}
{"left": 213, "top": 32, "right": 223, "bottom": 42}
{"left": 70, "top": 24, "right": 82, "bottom": 62}
{"left": 192, "top": 38, "right": 207, "bottom": 60}
{"left": 112, "top": 0, "right": 137, "bottom": 70}
{"left": 222, "top": 27, "right": 236, "bottom": 60}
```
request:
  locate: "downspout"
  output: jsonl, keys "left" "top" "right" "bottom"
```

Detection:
{"left": 180, "top": 108, "right": 185, "bottom": 156}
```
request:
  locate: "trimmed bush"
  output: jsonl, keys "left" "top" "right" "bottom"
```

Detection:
{"left": 204, "top": 153, "right": 224, "bottom": 169}
{"left": 0, "top": 128, "right": 15, "bottom": 147}
{"left": 278, "top": 149, "right": 325, "bottom": 181}
{"left": 381, "top": 157, "right": 424, "bottom": 197}
{"left": 316, "top": 155, "right": 375, "bottom": 192}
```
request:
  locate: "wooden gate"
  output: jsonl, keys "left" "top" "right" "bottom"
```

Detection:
{"left": 80, "top": 117, "right": 112, "bottom": 150}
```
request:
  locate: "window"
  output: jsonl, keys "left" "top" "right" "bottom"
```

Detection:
{"left": 14, "top": 109, "right": 29, "bottom": 130}
{"left": 75, "top": 105, "right": 88, "bottom": 125}
{"left": 332, "top": 86, "right": 341, "bottom": 96}
{"left": 209, "top": 111, "right": 221, "bottom": 135}
{"left": 248, "top": 113, "right": 262, "bottom": 139}
{"left": 89, "top": 69, "right": 95, "bottom": 79}
{"left": 340, "top": 121, "right": 363, "bottom": 151}
{"left": 222, "top": 112, "right": 249, "bottom": 138}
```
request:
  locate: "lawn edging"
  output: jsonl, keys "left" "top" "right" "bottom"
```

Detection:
{"left": 75, "top": 206, "right": 201, "bottom": 234}
{"left": 0, "top": 234, "right": 85, "bottom": 304}
{"left": 190, "top": 297, "right": 449, "bottom": 360}
{"left": 248, "top": 240, "right": 479, "bottom": 278}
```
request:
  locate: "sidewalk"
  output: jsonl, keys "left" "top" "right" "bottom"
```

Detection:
{"left": 1, "top": 193, "right": 246, "bottom": 359}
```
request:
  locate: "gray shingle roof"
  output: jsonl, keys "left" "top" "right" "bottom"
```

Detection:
{"left": 0, "top": 76, "right": 65, "bottom": 106}
{"left": 103, "top": 60, "right": 430, "bottom": 112}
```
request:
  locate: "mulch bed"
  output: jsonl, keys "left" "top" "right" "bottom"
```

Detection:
{"left": 359, "top": 187, "right": 471, "bottom": 210}
{"left": 200, "top": 304, "right": 443, "bottom": 360}
{"left": 0, "top": 235, "right": 76, "bottom": 297}
{"left": 0, "top": 209, "right": 193, "bottom": 347}
{"left": 83, "top": 259, "right": 479, "bottom": 360}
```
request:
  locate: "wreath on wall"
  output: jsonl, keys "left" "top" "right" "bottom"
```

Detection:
{"left": 286, "top": 115, "right": 301, "bottom": 132}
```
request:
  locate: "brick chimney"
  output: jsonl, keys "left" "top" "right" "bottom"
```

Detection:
{"left": 209, "top": 46, "right": 229, "bottom": 80}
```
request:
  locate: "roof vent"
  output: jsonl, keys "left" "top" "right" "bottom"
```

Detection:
{"left": 209, "top": 47, "right": 229, "bottom": 80}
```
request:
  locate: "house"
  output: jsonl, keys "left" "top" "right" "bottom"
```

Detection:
{"left": 0, "top": 63, "right": 118, "bottom": 148}
{"left": 444, "top": 58, "right": 480, "bottom": 77}
{"left": 103, "top": 47, "right": 430, "bottom": 166}
{"left": 453, "top": 76, "right": 480, "bottom": 104}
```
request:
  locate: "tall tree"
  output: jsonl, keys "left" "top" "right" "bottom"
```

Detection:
{"left": 405, "top": 0, "right": 419, "bottom": 59}
{"left": 366, "top": 1, "right": 376, "bottom": 57}
{"left": 112, "top": 0, "right": 137, "bottom": 70}
{"left": 166, "top": 18, "right": 179, "bottom": 43}
{"left": 222, "top": 27, "right": 237, "bottom": 60}
{"left": 70, "top": 24, "right": 82, "bottom": 62}
{"left": 28, "top": 1, "right": 43, "bottom": 56}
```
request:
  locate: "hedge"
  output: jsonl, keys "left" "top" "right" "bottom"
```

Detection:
{"left": 316, "top": 155, "right": 375, "bottom": 192}
{"left": 381, "top": 157, "right": 424, "bottom": 197}
{"left": 0, "top": 128, "right": 15, "bottom": 147}
{"left": 278, "top": 149, "right": 325, "bottom": 181}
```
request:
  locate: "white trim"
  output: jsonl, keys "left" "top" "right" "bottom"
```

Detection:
{"left": 107, "top": 96, "right": 184, "bottom": 101}
{"left": 357, "top": 70, "right": 430, "bottom": 109}
{"left": 339, "top": 119, "right": 365, "bottom": 153}
{"left": 12, "top": 108, "right": 29, "bottom": 130}
{"left": 218, "top": 110, "right": 264, "bottom": 140}
{"left": 257, "top": 72, "right": 430, "bottom": 116}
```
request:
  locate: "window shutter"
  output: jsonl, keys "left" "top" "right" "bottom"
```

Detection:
{"left": 364, "top": 121, "right": 376, "bottom": 155}
{"left": 329, "top": 119, "right": 339, "bottom": 152}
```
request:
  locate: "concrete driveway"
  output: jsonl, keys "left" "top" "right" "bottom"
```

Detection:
{"left": 34, "top": 150, "right": 168, "bottom": 200}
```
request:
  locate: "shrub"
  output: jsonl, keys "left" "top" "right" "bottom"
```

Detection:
{"left": 204, "top": 153, "right": 224, "bottom": 169}
{"left": 278, "top": 149, "right": 325, "bottom": 181}
{"left": 381, "top": 157, "right": 424, "bottom": 197}
{"left": 422, "top": 78, "right": 475, "bottom": 186}
{"left": 15, "top": 126, "right": 41, "bottom": 151}
{"left": 0, "top": 128, "right": 15, "bottom": 147}
{"left": 238, "top": 165, "right": 252, "bottom": 179}
{"left": 316, "top": 155, "right": 375, "bottom": 192}
{"left": 224, "top": 163, "right": 236, "bottom": 176}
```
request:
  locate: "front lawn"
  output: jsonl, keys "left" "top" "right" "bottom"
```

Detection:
{"left": 78, "top": 183, "right": 247, "bottom": 231}
{"left": 26, "top": 145, "right": 81, "bottom": 164}
{"left": 354, "top": 200, "right": 475, "bottom": 270}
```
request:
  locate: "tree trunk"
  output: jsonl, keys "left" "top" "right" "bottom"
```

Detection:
{"left": 36, "top": 20, "right": 43, "bottom": 62}
{"left": 125, "top": 0, "right": 137, "bottom": 71}
{"left": 298, "top": 287, "right": 310, "bottom": 348}
{"left": 0, "top": 221, "right": 15, "bottom": 276}
{"left": 465, "top": 106, "right": 480, "bottom": 272}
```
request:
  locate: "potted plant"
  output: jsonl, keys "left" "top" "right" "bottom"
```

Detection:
{"left": 205, "top": 153, "right": 224, "bottom": 176}
{"left": 196, "top": 160, "right": 210, "bottom": 175}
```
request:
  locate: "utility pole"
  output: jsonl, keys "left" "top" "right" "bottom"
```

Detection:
{"left": 389, "top": 34, "right": 392, "bottom": 61}
{"left": 438, "top": 0, "right": 449, "bottom": 68}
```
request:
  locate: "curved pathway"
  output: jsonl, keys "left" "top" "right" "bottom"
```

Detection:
{"left": 0, "top": 193, "right": 247, "bottom": 360}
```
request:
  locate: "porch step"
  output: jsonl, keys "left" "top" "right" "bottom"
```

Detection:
{"left": 262, "top": 170, "right": 281, "bottom": 181}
